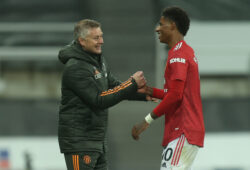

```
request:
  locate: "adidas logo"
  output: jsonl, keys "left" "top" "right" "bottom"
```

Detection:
{"left": 174, "top": 42, "right": 183, "bottom": 51}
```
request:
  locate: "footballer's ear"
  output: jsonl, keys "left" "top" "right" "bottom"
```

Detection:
{"left": 170, "top": 21, "right": 177, "bottom": 31}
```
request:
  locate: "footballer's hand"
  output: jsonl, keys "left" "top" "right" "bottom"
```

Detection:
{"left": 132, "top": 120, "right": 149, "bottom": 140}
{"left": 138, "top": 85, "right": 154, "bottom": 96}
{"left": 132, "top": 71, "right": 146, "bottom": 88}
{"left": 146, "top": 95, "right": 159, "bottom": 103}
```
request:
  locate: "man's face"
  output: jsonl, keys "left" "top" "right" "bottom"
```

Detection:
{"left": 155, "top": 16, "right": 174, "bottom": 44}
{"left": 79, "top": 27, "right": 104, "bottom": 54}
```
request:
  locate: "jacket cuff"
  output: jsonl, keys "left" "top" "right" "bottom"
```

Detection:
{"left": 130, "top": 77, "right": 138, "bottom": 89}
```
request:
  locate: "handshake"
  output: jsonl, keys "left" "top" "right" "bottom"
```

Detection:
{"left": 131, "top": 71, "right": 156, "bottom": 102}
{"left": 131, "top": 71, "right": 147, "bottom": 89}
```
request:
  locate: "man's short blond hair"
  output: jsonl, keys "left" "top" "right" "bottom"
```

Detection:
{"left": 74, "top": 19, "right": 101, "bottom": 40}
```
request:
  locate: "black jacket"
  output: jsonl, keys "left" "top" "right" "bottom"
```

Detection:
{"left": 58, "top": 41, "right": 145, "bottom": 153}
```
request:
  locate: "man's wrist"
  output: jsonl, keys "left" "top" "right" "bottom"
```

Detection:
{"left": 145, "top": 86, "right": 153, "bottom": 96}
{"left": 145, "top": 113, "right": 154, "bottom": 124}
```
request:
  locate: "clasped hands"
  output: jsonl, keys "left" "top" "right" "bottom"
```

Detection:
{"left": 131, "top": 71, "right": 146, "bottom": 89}
{"left": 131, "top": 71, "right": 158, "bottom": 102}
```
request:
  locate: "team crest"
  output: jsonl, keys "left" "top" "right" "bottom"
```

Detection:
{"left": 93, "top": 67, "right": 102, "bottom": 79}
{"left": 83, "top": 155, "right": 91, "bottom": 164}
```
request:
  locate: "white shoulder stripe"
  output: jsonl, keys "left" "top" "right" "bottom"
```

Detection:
{"left": 174, "top": 42, "right": 183, "bottom": 51}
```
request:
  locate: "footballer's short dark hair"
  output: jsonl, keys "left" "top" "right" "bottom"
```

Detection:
{"left": 162, "top": 6, "right": 190, "bottom": 36}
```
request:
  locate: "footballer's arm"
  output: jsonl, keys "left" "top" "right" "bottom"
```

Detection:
{"left": 132, "top": 79, "right": 185, "bottom": 140}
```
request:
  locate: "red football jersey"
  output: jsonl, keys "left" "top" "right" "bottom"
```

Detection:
{"left": 152, "top": 40, "right": 205, "bottom": 147}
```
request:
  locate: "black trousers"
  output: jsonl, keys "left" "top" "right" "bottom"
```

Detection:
{"left": 64, "top": 151, "right": 107, "bottom": 170}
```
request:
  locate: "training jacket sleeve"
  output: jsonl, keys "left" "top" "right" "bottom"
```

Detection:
{"left": 107, "top": 71, "right": 122, "bottom": 88}
{"left": 107, "top": 71, "right": 147, "bottom": 101}
{"left": 63, "top": 65, "right": 138, "bottom": 109}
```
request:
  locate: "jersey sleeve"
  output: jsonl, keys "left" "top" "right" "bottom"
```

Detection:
{"left": 169, "top": 53, "right": 189, "bottom": 81}
{"left": 152, "top": 88, "right": 165, "bottom": 100}
{"left": 152, "top": 80, "right": 185, "bottom": 117}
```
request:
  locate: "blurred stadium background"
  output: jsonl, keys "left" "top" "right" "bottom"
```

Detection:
{"left": 0, "top": 0, "right": 250, "bottom": 170}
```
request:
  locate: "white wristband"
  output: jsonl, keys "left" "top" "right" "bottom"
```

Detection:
{"left": 145, "top": 113, "right": 154, "bottom": 124}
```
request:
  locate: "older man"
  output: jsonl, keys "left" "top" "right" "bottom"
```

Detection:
{"left": 58, "top": 19, "right": 146, "bottom": 170}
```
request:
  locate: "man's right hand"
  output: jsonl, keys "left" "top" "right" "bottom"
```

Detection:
{"left": 137, "top": 85, "right": 154, "bottom": 97}
{"left": 132, "top": 71, "right": 146, "bottom": 88}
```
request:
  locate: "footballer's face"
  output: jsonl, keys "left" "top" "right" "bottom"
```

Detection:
{"left": 79, "top": 27, "right": 104, "bottom": 54}
{"left": 155, "top": 16, "right": 174, "bottom": 44}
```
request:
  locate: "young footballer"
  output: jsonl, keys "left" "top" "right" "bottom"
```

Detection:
{"left": 132, "top": 6, "right": 205, "bottom": 170}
